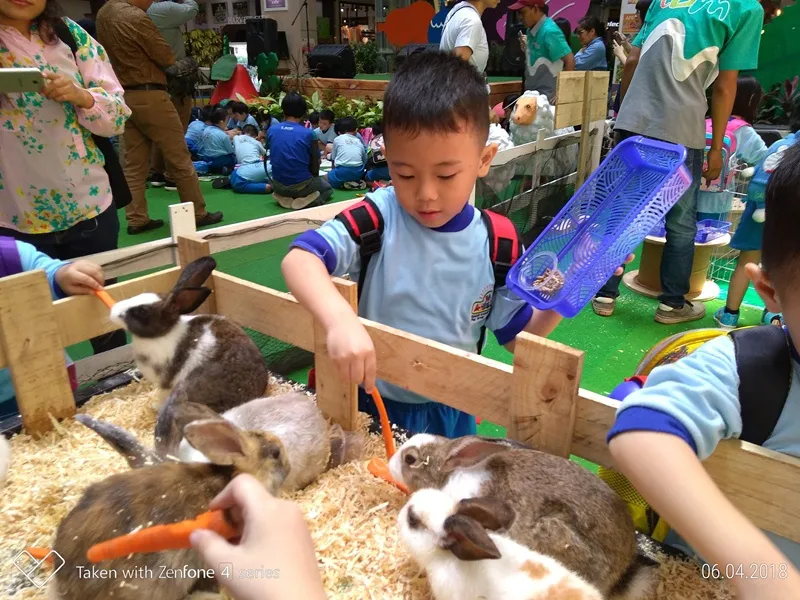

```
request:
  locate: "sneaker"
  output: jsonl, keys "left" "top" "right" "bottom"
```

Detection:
{"left": 212, "top": 176, "right": 231, "bottom": 189}
{"left": 655, "top": 301, "right": 706, "bottom": 324}
{"left": 127, "top": 219, "right": 165, "bottom": 235}
{"left": 149, "top": 173, "right": 166, "bottom": 188}
{"left": 275, "top": 191, "right": 320, "bottom": 210}
{"left": 592, "top": 296, "right": 616, "bottom": 317}
{"left": 196, "top": 211, "right": 223, "bottom": 227}
{"left": 343, "top": 180, "right": 367, "bottom": 190}
{"left": 164, "top": 180, "right": 177, "bottom": 191}
{"left": 762, "top": 310, "right": 784, "bottom": 327}
{"left": 713, "top": 307, "right": 739, "bottom": 330}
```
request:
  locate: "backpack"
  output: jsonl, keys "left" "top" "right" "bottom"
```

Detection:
{"left": 699, "top": 117, "right": 749, "bottom": 193}
{"left": 52, "top": 19, "right": 132, "bottom": 210}
{"left": 367, "top": 134, "right": 387, "bottom": 168}
{"left": 599, "top": 325, "right": 792, "bottom": 541}
{"left": 334, "top": 198, "right": 522, "bottom": 354}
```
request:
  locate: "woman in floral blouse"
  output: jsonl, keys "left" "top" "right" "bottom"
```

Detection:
{"left": 0, "top": 0, "right": 131, "bottom": 354}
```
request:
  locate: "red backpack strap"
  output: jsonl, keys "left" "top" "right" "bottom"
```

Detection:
{"left": 480, "top": 209, "right": 521, "bottom": 290}
{"left": 334, "top": 197, "right": 384, "bottom": 304}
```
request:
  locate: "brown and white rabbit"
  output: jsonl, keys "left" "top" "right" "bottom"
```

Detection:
{"left": 398, "top": 488, "right": 605, "bottom": 600}
{"left": 389, "top": 434, "right": 655, "bottom": 599}
{"left": 171, "top": 393, "right": 365, "bottom": 492}
{"left": 109, "top": 257, "right": 270, "bottom": 418}
{"left": 50, "top": 416, "right": 289, "bottom": 600}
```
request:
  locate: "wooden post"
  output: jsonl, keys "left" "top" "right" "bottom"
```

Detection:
{"left": 576, "top": 73, "right": 593, "bottom": 188}
{"left": 508, "top": 333, "right": 583, "bottom": 457}
{"left": 314, "top": 278, "right": 359, "bottom": 430}
{"left": 169, "top": 202, "right": 197, "bottom": 266}
{"left": 0, "top": 271, "right": 75, "bottom": 435}
{"left": 177, "top": 235, "right": 217, "bottom": 314}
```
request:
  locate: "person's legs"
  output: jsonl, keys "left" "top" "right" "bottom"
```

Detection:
{"left": 207, "top": 154, "right": 235, "bottom": 173}
{"left": 309, "top": 176, "right": 333, "bottom": 206}
{"left": 230, "top": 170, "right": 272, "bottom": 194}
{"left": 121, "top": 94, "right": 156, "bottom": 229}
{"left": 727, "top": 250, "right": 761, "bottom": 308}
{"left": 151, "top": 94, "right": 193, "bottom": 184}
{"left": 366, "top": 165, "right": 390, "bottom": 182}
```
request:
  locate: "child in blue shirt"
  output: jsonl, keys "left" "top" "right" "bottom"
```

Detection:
{"left": 185, "top": 104, "right": 213, "bottom": 157}
{"left": 607, "top": 143, "right": 800, "bottom": 598}
{"left": 281, "top": 53, "right": 567, "bottom": 438}
{"left": 268, "top": 93, "right": 333, "bottom": 211}
{"left": 197, "top": 107, "right": 236, "bottom": 174}
{"left": 213, "top": 125, "right": 274, "bottom": 195}
{"left": 326, "top": 116, "right": 367, "bottom": 190}
{"left": 314, "top": 109, "right": 337, "bottom": 158}
{"left": 0, "top": 238, "right": 105, "bottom": 419}
{"left": 227, "top": 101, "right": 259, "bottom": 131}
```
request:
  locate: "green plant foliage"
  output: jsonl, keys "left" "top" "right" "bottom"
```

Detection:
{"left": 757, "top": 76, "right": 799, "bottom": 125}
{"left": 351, "top": 42, "right": 383, "bottom": 74}
{"left": 184, "top": 29, "right": 223, "bottom": 69}
{"left": 256, "top": 52, "right": 281, "bottom": 97}
{"left": 244, "top": 93, "right": 383, "bottom": 126}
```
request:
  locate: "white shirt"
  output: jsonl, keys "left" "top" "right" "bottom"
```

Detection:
{"left": 439, "top": 2, "right": 488, "bottom": 74}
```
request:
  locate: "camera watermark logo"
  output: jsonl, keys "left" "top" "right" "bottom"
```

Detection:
{"left": 12, "top": 549, "right": 65, "bottom": 588}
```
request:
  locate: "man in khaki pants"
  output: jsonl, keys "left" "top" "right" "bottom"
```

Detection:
{"left": 98, "top": 0, "right": 222, "bottom": 234}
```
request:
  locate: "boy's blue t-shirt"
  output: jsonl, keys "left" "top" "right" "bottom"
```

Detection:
{"left": 290, "top": 187, "right": 533, "bottom": 405}
{"left": 233, "top": 135, "right": 265, "bottom": 165}
{"left": 185, "top": 120, "right": 206, "bottom": 144}
{"left": 227, "top": 114, "right": 258, "bottom": 130}
{"left": 200, "top": 126, "right": 235, "bottom": 158}
{"left": 268, "top": 121, "right": 315, "bottom": 186}
{"left": 314, "top": 126, "right": 337, "bottom": 145}
{"left": 1, "top": 240, "right": 67, "bottom": 416}
{"left": 608, "top": 334, "right": 800, "bottom": 566}
{"left": 331, "top": 133, "right": 368, "bottom": 168}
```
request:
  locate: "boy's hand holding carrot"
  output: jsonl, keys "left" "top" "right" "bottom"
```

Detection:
{"left": 190, "top": 474, "right": 326, "bottom": 600}
{"left": 55, "top": 260, "right": 105, "bottom": 295}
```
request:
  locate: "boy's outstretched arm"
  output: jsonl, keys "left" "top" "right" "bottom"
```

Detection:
{"left": 610, "top": 432, "right": 800, "bottom": 600}
{"left": 502, "top": 310, "right": 562, "bottom": 352}
{"left": 281, "top": 249, "right": 377, "bottom": 392}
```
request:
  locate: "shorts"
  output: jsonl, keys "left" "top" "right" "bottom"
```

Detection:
{"left": 327, "top": 165, "right": 365, "bottom": 189}
{"left": 730, "top": 202, "right": 763, "bottom": 252}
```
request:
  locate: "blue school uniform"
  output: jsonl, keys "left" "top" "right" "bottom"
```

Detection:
{"left": 328, "top": 133, "right": 367, "bottom": 188}
{"left": 290, "top": 188, "right": 533, "bottom": 437}
{"left": 198, "top": 126, "right": 236, "bottom": 172}
{"left": 185, "top": 120, "right": 206, "bottom": 154}
{"left": 608, "top": 334, "right": 800, "bottom": 567}
{"left": 227, "top": 114, "right": 258, "bottom": 130}
{"left": 268, "top": 121, "right": 315, "bottom": 186}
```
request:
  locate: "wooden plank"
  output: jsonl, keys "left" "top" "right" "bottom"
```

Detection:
{"left": 170, "top": 202, "right": 197, "bottom": 265}
{"left": 590, "top": 71, "right": 610, "bottom": 100}
{"left": 704, "top": 440, "right": 800, "bottom": 543}
{"left": 74, "top": 344, "right": 134, "bottom": 384}
{"left": 508, "top": 334, "right": 583, "bottom": 456}
{"left": 490, "top": 129, "right": 580, "bottom": 166}
{"left": 212, "top": 271, "right": 314, "bottom": 351}
{"left": 177, "top": 235, "right": 216, "bottom": 314}
{"left": 52, "top": 268, "right": 181, "bottom": 351}
{"left": 82, "top": 239, "right": 174, "bottom": 279}
{"left": 576, "top": 73, "right": 594, "bottom": 188}
{"left": 0, "top": 271, "right": 75, "bottom": 435}
{"left": 572, "top": 388, "right": 617, "bottom": 467}
{"left": 554, "top": 98, "right": 607, "bottom": 129}
{"left": 314, "top": 279, "right": 359, "bottom": 430}
{"left": 555, "top": 71, "right": 587, "bottom": 105}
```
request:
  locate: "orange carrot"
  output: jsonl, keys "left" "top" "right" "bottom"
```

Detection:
{"left": 94, "top": 289, "right": 116, "bottom": 309}
{"left": 87, "top": 510, "right": 239, "bottom": 563}
{"left": 371, "top": 388, "right": 396, "bottom": 459}
{"left": 26, "top": 547, "right": 55, "bottom": 564}
{"left": 367, "top": 457, "right": 408, "bottom": 494}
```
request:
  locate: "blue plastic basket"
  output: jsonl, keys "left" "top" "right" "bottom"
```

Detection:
{"left": 695, "top": 219, "right": 731, "bottom": 243}
{"left": 507, "top": 136, "right": 692, "bottom": 317}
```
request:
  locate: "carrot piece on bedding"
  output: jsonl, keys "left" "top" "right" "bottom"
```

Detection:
{"left": 367, "top": 456, "right": 408, "bottom": 494}
{"left": 26, "top": 547, "right": 55, "bottom": 564}
{"left": 94, "top": 289, "right": 116, "bottom": 309}
{"left": 371, "top": 389, "right": 396, "bottom": 459}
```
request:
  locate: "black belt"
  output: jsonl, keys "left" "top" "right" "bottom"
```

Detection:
{"left": 124, "top": 83, "right": 167, "bottom": 92}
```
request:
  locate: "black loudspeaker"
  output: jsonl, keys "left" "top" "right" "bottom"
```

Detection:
{"left": 307, "top": 44, "right": 357, "bottom": 79}
{"left": 276, "top": 31, "right": 289, "bottom": 60}
{"left": 395, "top": 43, "right": 440, "bottom": 67}
{"left": 502, "top": 19, "right": 526, "bottom": 76}
{"left": 246, "top": 17, "right": 279, "bottom": 66}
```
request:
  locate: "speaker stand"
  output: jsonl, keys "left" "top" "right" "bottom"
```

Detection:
{"left": 291, "top": 0, "right": 311, "bottom": 55}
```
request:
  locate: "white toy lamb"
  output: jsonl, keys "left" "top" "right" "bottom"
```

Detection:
{"left": 480, "top": 123, "right": 516, "bottom": 194}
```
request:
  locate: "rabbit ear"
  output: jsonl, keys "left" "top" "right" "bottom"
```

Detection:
{"left": 174, "top": 256, "right": 217, "bottom": 290}
{"left": 442, "top": 438, "right": 513, "bottom": 473}
{"left": 167, "top": 287, "right": 212, "bottom": 315}
{"left": 441, "top": 514, "right": 501, "bottom": 561}
{"left": 155, "top": 395, "right": 222, "bottom": 456}
{"left": 455, "top": 497, "right": 516, "bottom": 532}
{"left": 183, "top": 418, "right": 247, "bottom": 466}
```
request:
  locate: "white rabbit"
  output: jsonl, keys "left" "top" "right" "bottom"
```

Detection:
{"left": 398, "top": 488, "right": 605, "bottom": 600}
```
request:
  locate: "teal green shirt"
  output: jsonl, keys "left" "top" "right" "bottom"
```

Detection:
{"left": 524, "top": 16, "right": 572, "bottom": 101}
{"left": 617, "top": 0, "right": 763, "bottom": 148}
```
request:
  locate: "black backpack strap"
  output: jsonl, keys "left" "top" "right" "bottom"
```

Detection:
{"left": 729, "top": 325, "right": 792, "bottom": 445}
{"left": 477, "top": 209, "right": 523, "bottom": 353}
{"left": 334, "top": 198, "right": 384, "bottom": 304}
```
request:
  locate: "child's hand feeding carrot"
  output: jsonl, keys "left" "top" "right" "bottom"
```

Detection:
{"left": 55, "top": 260, "right": 104, "bottom": 295}
{"left": 190, "top": 474, "right": 326, "bottom": 600}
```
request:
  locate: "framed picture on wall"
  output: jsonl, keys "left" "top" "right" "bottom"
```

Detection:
{"left": 262, "top": 0, "right": 288, "bottom": 11}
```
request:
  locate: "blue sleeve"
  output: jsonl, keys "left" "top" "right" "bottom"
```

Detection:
{"left": 331, "top": 137, "right": 342, "bottom": 164}
{"left": 575, "top": 40, "right": 606, "bottom": 70}
{"left": 735, "top": 125, "right": 769, "bottom": 166}
{"left": 607, "top": 336, "right": 743, "bottom": 459}
{"left": 487, "top": 290, "right": 533, "bottom": 346}
{"left": 17, "top": 241, "right": 68, "bottom": 299}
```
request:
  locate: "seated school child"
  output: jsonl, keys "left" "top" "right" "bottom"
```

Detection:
{"left": 326, "top": 116, "right": 367, "bottom": 190}
{"left": 213, "top": 125, "right": 273, "bottom": 195}
{"left": 306, "top": 111, "right": 319, "bottom": 130}
{"left": 281, "top": 53, "right": 566, "bottom": 438}
{"left": 197, "top": 107, "right": 236, "bottom": 175}
{"left": 185, "top": 104, "right": 214, "bottom": 157}
{"left": 607, "top": 143, "right": 800, "bottom": 599}
{"left": 0, "top": 238, "right": 105, "bottom": 420}
{"left": 314, "top": 109, "right": 337, "bottom": 157}
{"left": 714, "top": 111, "right": 799, "bottom": 329}
{"left": 268, "top": 92, "right": 333, "bottom": 210}
{"left": 365, "top": 123, "right": 389, "bottom": 183}
{"left": 226, "top": 101, "right": 258, "bottom": 131}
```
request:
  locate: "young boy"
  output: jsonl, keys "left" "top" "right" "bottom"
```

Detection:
{"left": 315, "top": 109, "right": 337, "bottom": 157}
{"left": 365, "top": 122, "right": 389, "bottom": 183}
{"left": 185, "top": 104, "right": 214, "bottom": 157}
{"left": 227, "top": 101, "right": 258, "bottom": 131}
{"left": 268, "top": 93, "right": 333, "bottom": 210}
{"left": 608, "top": 143, "right": 800, "bottom": 599}
{"left": 0, "top": 238, "right": 106, "bottom": 419}
{"left": 281, "top": 53, "right": 563, "bottom": 437}
{"left": 307, "top": 111, "right": 320, "bottom": 130}
{"left": 197, "top": 108, "right": 236, "bottom": 175}
{"left": 213, "top": 124, "right": 273, "bottom": 195}
{"left": 326, "top": 116, "right": 367, "bottom": 190}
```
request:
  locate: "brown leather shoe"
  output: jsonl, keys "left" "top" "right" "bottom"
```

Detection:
{"left": 127, "top": 219, "right": 165, "bottom": 235}
{"left": 196, "top": 211, "right": 223, "bottom": 227}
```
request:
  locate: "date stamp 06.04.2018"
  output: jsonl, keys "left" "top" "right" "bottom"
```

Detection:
{"left": 701, "top": 563, "right": 790, "bottom": 580}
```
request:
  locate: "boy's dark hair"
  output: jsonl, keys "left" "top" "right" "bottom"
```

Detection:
{"left": 761, "top": 141, "right": 800, "bottom": 291}
{"left": 282, "top": 92, "right": 307, "bottom": 118}
{"left": 541, "top": 3, "right": 549, "bottom": 15}
{"left": 308, "top": 111, "right": 320, "bottom": 126}
{"left": 372, "top": 122, "right": 383, "bottom": 136}
{"left": 200, "top": 104, "right": 216, "bottom": 122}
{"left": 230, "top": 101, "right": 248, "bottom": 115}
{"left": 242, "top": 124, "right": 259, "bottom": 137}
{"left": 578, "top": 15, "right": 605, "bottom": 39}
{"left": 731, "top": 75, "right": 763, "bottom": 124}
{"left": 554, "top": 18, "right": 572, "bottom": 44}
{"left": 319, "top": 109, "right": 335, "bottom": 122}
{"left": 210, "top": 107, "right": 228, "bottom": 125}
{"left": 383, "top": 51, "right": 489, "bottom": 143}
{"left": 338, "top": 116, "right": 359, "bottom": 133}
{"left": 635, "top": 0, "right": 652, "bottom": 22}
